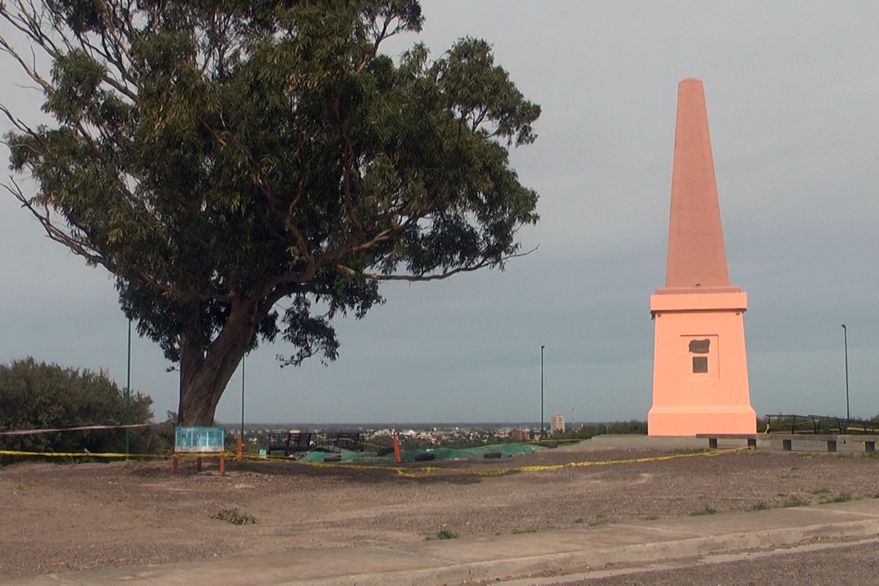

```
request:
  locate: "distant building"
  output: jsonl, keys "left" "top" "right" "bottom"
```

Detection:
{"left": 550, "top": 413, "right": 565, "bottom": 435}
{"left": 509, "top": 428, "right": 531, "bottom": 442}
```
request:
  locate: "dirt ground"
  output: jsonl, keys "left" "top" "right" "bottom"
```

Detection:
{"left": 2, "top": 441, "right": 879, "bottom": 580}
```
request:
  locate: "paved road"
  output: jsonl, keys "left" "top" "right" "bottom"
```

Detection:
{"left": 551, "top": 539, "right": 879, "bottom": 585}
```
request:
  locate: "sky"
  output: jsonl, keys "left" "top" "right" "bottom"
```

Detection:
{"left": 1, "top": 1, "right": 877, "bottom": 425}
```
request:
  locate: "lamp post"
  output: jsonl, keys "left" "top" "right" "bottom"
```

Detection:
{"left": 238, "top": 356, "right": 246, "bottom": 462}
{"left": 540, "top": 345, "right": 545, "bottom": 437}
{"left": 842, "top": 324, "right": 850, "bottom": 422}
{"left": 125, "top": 317, "right": 131, "bottom": 457}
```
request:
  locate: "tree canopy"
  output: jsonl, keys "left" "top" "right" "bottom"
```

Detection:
{"left": 0, "top": 0, "right": 541, "bottom": 424}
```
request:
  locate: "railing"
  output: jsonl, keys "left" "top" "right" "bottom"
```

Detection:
{"left": 765, "top": 414, "right": 879, "bottom": 435}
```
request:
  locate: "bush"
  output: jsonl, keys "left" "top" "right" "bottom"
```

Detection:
{"left": 557, "top": 420, "right": 648, "bottom": 440}
{"left": 211, "top": 508, "right": 257, "bottom": 525}
{"left": 0, "top": 357, "right": 163, "bottom": 455}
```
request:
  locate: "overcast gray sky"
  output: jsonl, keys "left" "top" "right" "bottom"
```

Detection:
{"left": 1, "top": 1, "right": 877, "bottom": 424}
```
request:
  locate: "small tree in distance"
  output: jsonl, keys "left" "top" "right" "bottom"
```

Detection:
{"left": 0, "top": 1, "right": 541, "bottom": 425}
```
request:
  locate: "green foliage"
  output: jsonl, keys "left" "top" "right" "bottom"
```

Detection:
{"left": 433, "top": 528, "right": 457, "bottom": 540}
{"left": 211, "top": 508, "right": 257, "bottom": 525}
{"left": 556, "top": 420, "right": 648, "bottom": 441}
{"left": 690, "top": 505, "right": 717, "bottom": 516}
{"left": 0, "top": 357, "right": 160, "bottom": 454}
{"left": 0, "top": 1, "right": 541, "bottom": 424}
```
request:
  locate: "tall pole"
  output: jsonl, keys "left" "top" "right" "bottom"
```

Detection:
{"left": 540, "top": 345, "right": 545, "bottom": 437}
{"left": 842, "top": 324, "right": 850, "bottom": 421}
{"left": 125, "top": 317, "right": 131, "bottom": 457}
{"left": 240, "top": 356, "right": 246, "bottom": 443}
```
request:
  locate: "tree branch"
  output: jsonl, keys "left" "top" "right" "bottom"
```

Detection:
{"left": 335, "top": 246, "right": 538, "bottom": 282}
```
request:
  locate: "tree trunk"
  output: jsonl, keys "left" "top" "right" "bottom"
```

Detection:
{"left": 176, "top": 299, "right": 260, "bottom": 426}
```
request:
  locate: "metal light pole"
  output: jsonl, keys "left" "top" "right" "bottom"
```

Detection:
{"left": 125, "top": 317, "right": 131, "bottom": 457}
{"left": 842, "top": 324, "right": 850, "bottom": 422}
{"left": 540, "top": 345, "right": 545, "bottom": 437}
{"left": 240, "top": 356, "right": 246, "bottom": 441}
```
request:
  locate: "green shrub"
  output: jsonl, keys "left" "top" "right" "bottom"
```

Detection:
{"left": 0, "top": 357, "right": 165, "bottom": 456}
{"left": 434, "top": 529, "right": 458, "bottom": 539}
{"left": 211, "top": 508, "right": 257, "bottom": 525}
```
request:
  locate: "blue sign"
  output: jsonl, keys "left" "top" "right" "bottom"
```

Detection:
{"left": 175, "top": 426, "right": 225, "bottom": 453}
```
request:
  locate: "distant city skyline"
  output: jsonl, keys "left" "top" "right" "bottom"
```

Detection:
{"left": 1, "top": 2, "right": 877, "bottom": 424}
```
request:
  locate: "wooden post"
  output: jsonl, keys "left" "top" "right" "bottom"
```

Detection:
{"left": 172, "top": 455, "right": 179, "bottom": 474}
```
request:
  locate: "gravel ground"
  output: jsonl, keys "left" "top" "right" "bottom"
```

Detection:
{"left": 2, "top": 443, "right": 879, "bottom": 579}
{"left": 557, "top": 540, "right": 879, "bottom": 585}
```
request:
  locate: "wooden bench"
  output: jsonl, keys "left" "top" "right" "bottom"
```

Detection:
{"left": 696, "top": 434, "right": 757, "bottom": 449}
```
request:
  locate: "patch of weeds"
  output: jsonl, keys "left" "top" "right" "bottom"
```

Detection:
{"left": 512, "top": 528, "right": 537, "bottom": 534}
{"left": 811, "top": 488, "right": 830, "bottom": 495}
{"left": 830, "top": 493, "right": 852, "bottom": 503}
{"left": 210, "top": 508, "right": 257, "bottom": 526}
{"left": 783, "top": 497, "right": 808, "bottom": 508}
{"left": 690, "top": 505, "right": 717, "bottom": 516}
{"left": 751, "top": 501, "right": 769, "bottom": 511}
{"left": 643, "top": 514, "right": 658, "bottom": 521}
{"left": 434, "top": 529, "right": 458, "bottom": 540}
{"left": 573, "top": 518, "right": 584, "bottom": 524}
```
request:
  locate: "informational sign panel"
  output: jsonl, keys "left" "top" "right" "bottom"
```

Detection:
{"left": 175, "top": 426, "right": 225, "bottom": 453}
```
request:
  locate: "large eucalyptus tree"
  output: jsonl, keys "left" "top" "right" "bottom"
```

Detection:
{"left": 0, "top": 1, "right": 540, "bottom": 424}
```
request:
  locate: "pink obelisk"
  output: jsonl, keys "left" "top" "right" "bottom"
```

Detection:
{"left": 648, "top": 78, "right": 756, "bottom": 436}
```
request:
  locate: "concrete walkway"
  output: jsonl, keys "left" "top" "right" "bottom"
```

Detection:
{"left": 10, "top": 499, "right": 879, "bottom": 585}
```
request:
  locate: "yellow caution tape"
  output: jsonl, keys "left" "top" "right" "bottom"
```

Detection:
{"left": 0, "top": 445, "right": 750, "bottom": 480}
{"left": 251, "top": 446, "right": 751, "bottom": 479}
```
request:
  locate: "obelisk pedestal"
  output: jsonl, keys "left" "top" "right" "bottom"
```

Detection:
{"left": 648, "top": 79, "right": 756, "bottom": 436}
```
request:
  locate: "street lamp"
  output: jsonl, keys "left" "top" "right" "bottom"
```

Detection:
{"left": 842, "top": 324, "right": 850, "bottom": 422}
{"left": 125, "top": 317, "right": 131, "bottom": 457}
{"left": 239, "top": 356, "right": 246, "bottom": 462}
{"left": 540, "top": 345, "right": 545, "bottom": 437}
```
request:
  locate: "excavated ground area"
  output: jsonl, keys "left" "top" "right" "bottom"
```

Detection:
{"left": 2, "top": 441, "right": 878, "bottom": 579}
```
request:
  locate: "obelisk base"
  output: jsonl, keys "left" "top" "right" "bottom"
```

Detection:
{"left": 648, "top": 405, "right": 756, "bottom": 436}
{"left": 649, "top": 290, "right": 756, "bottom": 437}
